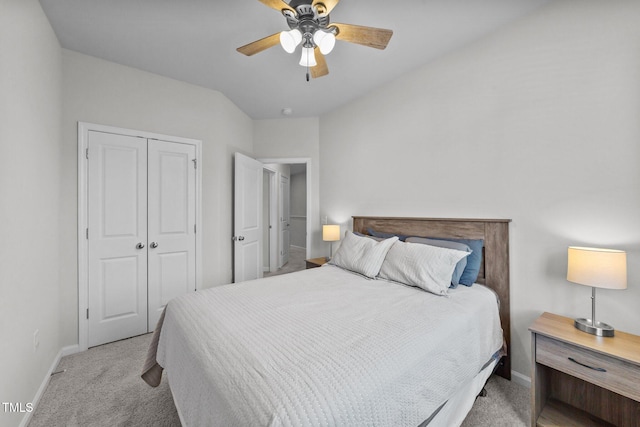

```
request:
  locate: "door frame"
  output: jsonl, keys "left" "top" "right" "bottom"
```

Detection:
{"left": 262, "top": 167, "right": 278, "bottom": 273}
{"left": 278, "top": 173, "right": 290, "bottom": 268}
{"left": 257, "top": 157, "right": 312, "bottom": 260}
{"left": 77, "top": 122, "right": 202, "bottom": 351}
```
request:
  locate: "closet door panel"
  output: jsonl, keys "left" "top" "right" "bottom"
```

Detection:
{"left": 147, "top": 140, "right": 196, "bottom": 329}
{"left": 87, "top": 131, "right": 148, "bottom": 347}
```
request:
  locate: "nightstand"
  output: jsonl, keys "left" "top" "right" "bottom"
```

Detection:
{"left": 530, "top": 312, "right": 640, "bottom": 427}
{"left": 305, "top": 257, "right": 328, "bottom": 269}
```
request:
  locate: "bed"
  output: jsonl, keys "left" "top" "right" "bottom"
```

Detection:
{"left": 143, "top": 216, "right": 511, "bottom": 426}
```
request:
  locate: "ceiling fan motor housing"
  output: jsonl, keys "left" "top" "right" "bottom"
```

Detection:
{"left": 284, "top": 1, "right": 331, "bottom": 35}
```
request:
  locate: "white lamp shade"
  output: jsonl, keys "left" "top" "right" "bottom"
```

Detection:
{"left": 567, "top": 246, "right": 627, "bottom": 290}
{"left": 280, "top": 29, "right": 302, "bottom": 53}
{"left": 323, "top": 225, "right": 340, "bottom": 242}
{"left": 299, "top": 47, "right": 317, "bottom": 67}
{"left": 313, "top": 30, "right": 336, "bottom": 55}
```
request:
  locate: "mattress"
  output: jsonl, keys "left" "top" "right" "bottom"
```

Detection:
{"left": 147, "top": 264, "right": 504, "bottom": 426}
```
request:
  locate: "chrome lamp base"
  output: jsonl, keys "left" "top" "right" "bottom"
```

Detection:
{"left": 574, "top": 286, "right": 615, "bottom": 337}
{"left": 574, "top": 318, "right": 615, "bottom": 337}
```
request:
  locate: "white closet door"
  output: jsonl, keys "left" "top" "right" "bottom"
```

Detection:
{"left": 88, "top": 131, "right": 148, "bottom": 347}
{"left": 147, "top": 140, "right": 197, "bottom": 329}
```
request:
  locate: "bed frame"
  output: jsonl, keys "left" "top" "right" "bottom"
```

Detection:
{"left": 352, "top": 216, "right": 511, "bottom": 380}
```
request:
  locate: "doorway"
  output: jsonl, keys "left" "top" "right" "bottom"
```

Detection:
{"left": 263, "top": 163, "right": 308, "bottom": 277}
{"left": 233, "top": 154, "right": 311, "bottom": 282}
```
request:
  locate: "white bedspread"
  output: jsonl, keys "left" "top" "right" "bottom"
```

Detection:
{"left": 155, "top": 264, "right": 503, "bottom": 426}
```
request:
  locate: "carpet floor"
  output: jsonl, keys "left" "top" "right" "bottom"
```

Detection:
{"left": 30, "top": 331, "right": 529, "bottom": 427}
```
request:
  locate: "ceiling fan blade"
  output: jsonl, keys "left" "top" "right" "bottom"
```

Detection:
{"left": 312, "top": 0, "right": 340, "bottom": 16}
{"left": 311, "top": 47, "right": 329, "bottom": 78}
{"left": 237, "top": 32, "right": 281, "bottom": 56}
{"left": 331, "top": 23, "right": 393, "bottom": 50}
{"left": 258, "top": 0, "right": 296, "bottom": 14}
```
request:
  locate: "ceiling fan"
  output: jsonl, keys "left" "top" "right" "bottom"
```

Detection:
{"left": 237, "top": 0, "right": 393, "bottom": 80}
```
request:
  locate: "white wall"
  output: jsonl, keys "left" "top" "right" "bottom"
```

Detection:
{"left": 319, "top": 0, "right": 640, "bottom": 379}
{"left": 60, "top": 50, "right": 254, "bottom": 346}
{"left": 254, "top": 118, "right": 321, "bottom": 257}
{"left": 0, "top": 1, "right": 62, "bottom": 426}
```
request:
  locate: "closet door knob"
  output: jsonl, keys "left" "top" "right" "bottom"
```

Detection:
{"left": 150, "top": 242, "right": 158, "bottom": 248}
{"left": 136, "top": 242, "right": 145, "bottom": 249}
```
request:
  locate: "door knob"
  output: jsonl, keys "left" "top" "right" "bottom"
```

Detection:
{"left": 150, "top": 242, "right": 158, "bottom": 248}
{"left": 238, "top": 236, "right": 245, "bottom": 241}
{"left": 136, "top": 242, "right": 145, "bottom": 249}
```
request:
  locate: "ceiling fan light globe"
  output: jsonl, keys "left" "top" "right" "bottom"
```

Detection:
{"left": 299, "top": 47, "right": 317, "bottom": 67}
{"left": 280, "top": 29, "right": 302, "bottom": 53}
{"left": 314, "top": 30, "right": 335, "bottom": 55}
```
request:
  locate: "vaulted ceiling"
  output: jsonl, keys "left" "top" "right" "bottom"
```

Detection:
{"left": 39, "top": 0, "right": 552, "bottom": 119}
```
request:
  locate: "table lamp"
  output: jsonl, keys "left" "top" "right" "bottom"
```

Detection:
{"left": 323, "top": 225, "right": 340, "bottom": 260}
{"left": 567, "top": 246, "right": 627, "bottom": 337}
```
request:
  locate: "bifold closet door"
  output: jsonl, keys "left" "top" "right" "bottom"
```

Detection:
{"left": 88, "top": 133, "right": 197, "bottom": 347}
{"left": 88, "top": 131, "right": 148, "bottom": 347}
{"left": 147, "top": 140, "right": 196, "bottom": 330}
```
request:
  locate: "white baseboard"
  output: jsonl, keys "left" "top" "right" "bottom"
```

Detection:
{"left": 61, "top": 344, "right": 80, "bottom": 357}
{"left": 19, "top": 344, "right": 81, "bottom": 427}
{"left": 511, "top": 370, "right": 531, "bottom": 388}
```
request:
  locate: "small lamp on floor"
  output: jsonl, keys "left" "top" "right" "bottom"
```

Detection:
{"left": 567, "top": 246, "right": 627, "bottom": 337}
{"left": 323, "top": 225, "right": 340, "bottom": 260}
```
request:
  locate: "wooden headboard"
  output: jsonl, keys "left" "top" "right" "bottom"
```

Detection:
{"left": 352, "top": 216, "right": 512, "bottom": 380}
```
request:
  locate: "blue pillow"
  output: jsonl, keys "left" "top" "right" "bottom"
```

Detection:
{"left": 441, "top": 238, "right": 483, "bottom": 286}
{"left": 367, "top": 228, "right": 409, "bottom": 242}
{"left": 405, "top": 237, "right": 471, "bottom": 287}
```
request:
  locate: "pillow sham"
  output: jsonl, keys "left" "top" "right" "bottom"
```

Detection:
{"left": 330, "top": 231, "right": 398, "bottom": 278}
{"left": 404, "top": 237, "right": 471, "bottom": 287}
{"left": 407, "top": 237, "right": 483, "bottom": 286}
{"left": 378, "top": 241, "right": 470, "bottom": 296}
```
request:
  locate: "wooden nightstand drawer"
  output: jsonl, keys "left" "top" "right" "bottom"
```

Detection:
{"left": 536, "top": 334, "right": 640, "bottom": 402}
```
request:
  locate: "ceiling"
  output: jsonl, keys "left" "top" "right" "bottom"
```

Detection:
{"left": 39, "top": 0, "right": 552, "bottom": 120}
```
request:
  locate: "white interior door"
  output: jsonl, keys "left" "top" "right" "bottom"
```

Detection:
{"left": 279, "top": 174, "right": 290, "bottom": 267}
{"left": 233, "top": 153, "right": 263, "bottom": 282}
{"left": 147, "top": 140, "right": 196, "bottom": 330}
{"left": 88, "top": 131, "right": 148, "bottom": 347}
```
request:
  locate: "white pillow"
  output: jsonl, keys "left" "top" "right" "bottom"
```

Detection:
{"left": 378, "top": 241, "right": 470, "bottom": 295}
{"left": 330, "top": 231, "right": 398, "bottom": 278}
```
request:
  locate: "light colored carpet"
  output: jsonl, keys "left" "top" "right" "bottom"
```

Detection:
{"left": 28, "top": 334, "right": 180, "bottom": 427}
{"left": 263, "top": 245, "right": 306, "bottom": 277}
{"left": 30, "top": 331, "right": 529, "bottom": 426}
{"left": 461, "top": 375, "right": 529, "bottom": 426}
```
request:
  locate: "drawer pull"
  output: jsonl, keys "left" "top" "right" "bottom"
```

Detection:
{"left": 568, "top": 357, "right": 607, "bottom": 372}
